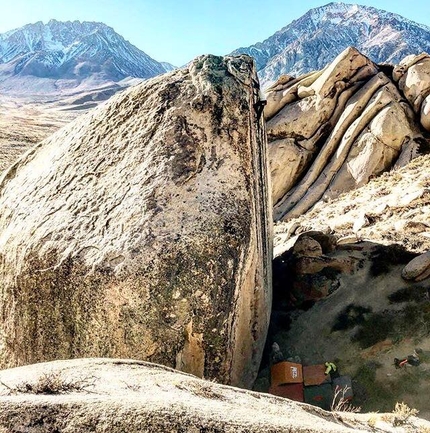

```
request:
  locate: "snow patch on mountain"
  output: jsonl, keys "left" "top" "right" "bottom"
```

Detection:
{"left": 231, "top": 2, "right": 430, "bottom": 88}
{"left": 0, "top": 20, "right": 173, "bottom": 95}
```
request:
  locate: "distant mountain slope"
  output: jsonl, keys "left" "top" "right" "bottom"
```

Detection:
{"left": 232, "top": 2, "right": 430, "bottom": 87}
{"left": 0, "top": 20, "right": 172, "bottom": 95}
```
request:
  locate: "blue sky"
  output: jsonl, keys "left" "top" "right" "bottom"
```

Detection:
{"left": 1, "top": 0, "right": 430, "bottom": 66}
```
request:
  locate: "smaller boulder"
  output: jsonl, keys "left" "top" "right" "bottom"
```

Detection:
{"left": 293, "top": 236, "right": 323, "bottom": 257}
{"left": 402, "top": 251, "right": 430, "bottom": 281}
{"left": 421, "top": 94, "right": 430, "bottom": 131}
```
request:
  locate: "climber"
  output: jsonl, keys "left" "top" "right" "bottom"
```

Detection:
{"left": 394, "top": 350, "right": 421, "bottom": 368}
{"left": 324, "top": 361, "right": 340, "bottom": 379}
{"left": 252, "top": 78, "right": 267, "bottom": 121}
{"left": 254, "top": 89, "right": 267, "bottom": 121}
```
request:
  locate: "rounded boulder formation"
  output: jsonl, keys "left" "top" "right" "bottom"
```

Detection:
{"left": 0, "top": 55, "right": 272, "bottom": 388}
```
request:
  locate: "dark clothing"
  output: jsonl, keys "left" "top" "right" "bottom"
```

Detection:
{"left": 270, "top": 343, "right": 285, "bottom": 365}
{"left": 394, "top": 354, "right": 420, "bottom": 368}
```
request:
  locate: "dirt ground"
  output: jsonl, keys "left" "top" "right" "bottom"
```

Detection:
{"left": 258, "top": 241, "right": 430, "bottom": 420}
{"left": 0, "top": 85, "right": 124, "bottom": 171}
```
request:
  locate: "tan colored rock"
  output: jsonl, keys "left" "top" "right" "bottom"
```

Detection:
{"left": 295, "top": 256, "right": 357, "bottom": 275}
{"left": 264, "top": 70, "right": 322, "bottom": 119}
{"left": 392, "top": 53, "right": 429, "bottom": 82}
{"left": 282, "top": 81, "right": 397, "bottom": 219}
{"left": 347, "top": 133, "right": 396, "bottom": 184}
{"left": 305, "top": 46, "right": 378, "bottom": 99}
{"left": 269, "top": 49, "right": 382, "bottom": 219}
{"left": 278, "top": 76, "right": 424, "bottom": 220}
{"left": 421, "top": 93, "right": 430, "bottom": 131}
{"left": 402, "top": 251, "right": 430, "bottom": 281}
{"left": 337, "top": 235, "right": 360, "bottom": 245}
{"left": 269, "top": 48, "right": 427, "bottom": 222}
{"left": 353, "top": 213, "right": 369, "bottom": 233}
{"left": 327, "top": 98, "right": 421, "bottom": 196}
{"left": 293, "top": 236, "right": 323, "bottom": 257}
{"left": 368, "top": 101, "right": 420, "bottom": 150}
{"left": 396, "top": 54, "right": 430, "bottom": 113}
{"left": 0, "top": 55, "right": 272, "bottom": 388}
{"left": 267, "top": 48, "right": 378, "bottom": 143}
{"left": 267, "top": 95, "right": 335, "bottom": 141}
{"left": 2, "top": 358, "right": 425, "bottom": 432}
{"left": 274, "top": 73, "right": 389, "bottom": 219}
{"left": 269, "top": 138, "right": 313, "bottom": 204}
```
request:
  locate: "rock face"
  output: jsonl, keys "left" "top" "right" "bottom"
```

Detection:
{"left": 0, "top": 54, "right": 272, "bottom": 388}
{"left": 1, "top": 358, "right": 429, "bottom": 432}
{"left": 393, "top": 53, "right": 430, "bottom": 132}
{"left": 266, "top": 47, "right": 426, "bottom": 221}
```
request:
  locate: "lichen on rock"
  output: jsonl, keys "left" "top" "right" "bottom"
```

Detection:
{"left": 0, "top": 54, "right": 272, "bottom": 388}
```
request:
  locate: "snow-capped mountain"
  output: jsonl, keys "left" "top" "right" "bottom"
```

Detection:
{"left": 232, "top": 2, "right": 430, "bottom": 87}
{"left": 0, "top": 20, "right": 173, "bottom": 95}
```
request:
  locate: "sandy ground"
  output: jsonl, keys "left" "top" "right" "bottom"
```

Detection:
{"left": 275, "top": 153, "right": 430, "bottom": 256}
{"left": 261, "top": 239, "right": 430, "bottom": 420}
{"left": 0, "top": 85, "right": 126, "bottom": 171}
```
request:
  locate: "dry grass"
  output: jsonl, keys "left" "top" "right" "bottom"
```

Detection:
{"left": 275, "top": 154, "right": 430, "bottom": 255}
{"left": 0, "top": 94, "right": 99, "bottom": 171}
{"left": 392, "top": 402, "right": 419, "bottom": 426}
{"left": 331, "top": 385, "right": 361, "bottom": 413}
{"left": 0, "top": 371, "right": 95, "bottom": 395}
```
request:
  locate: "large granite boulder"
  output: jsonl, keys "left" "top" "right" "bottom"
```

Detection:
{"left": 1, "top": 358, "right": 429, "bottom": 432}
{"left": 265, "top": 47, "right": 426, "bottom": 221}
{"left": 0, "top": 55, "right": 272, "bottom": 388}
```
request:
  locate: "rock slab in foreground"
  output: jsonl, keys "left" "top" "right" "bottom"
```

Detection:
{"left": 0, "top": 55, "right": 272, "bottom": 388}
{"left": 1, "top": 358, "right": 428, "bottom": 432}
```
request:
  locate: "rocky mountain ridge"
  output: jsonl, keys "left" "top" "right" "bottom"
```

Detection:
{"left": 0, "top": 20, "right": 172, "bottom": 95}
{"left": 232, "top": 2, "right": 430, "bottom": 87}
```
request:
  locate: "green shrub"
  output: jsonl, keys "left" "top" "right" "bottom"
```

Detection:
{"left": 370, "top": 244, "right": 417, "bottom": 277}
{"left": 332, "top": 304, "right": 372, "bottom": 332}
{"left": 351, "top": 311, "right": 393, "bottom": 348}
{"left": 388, "top": 286, "right": 429, "bottom": 304}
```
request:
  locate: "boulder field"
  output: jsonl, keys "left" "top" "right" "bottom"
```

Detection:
{"left": 266, "top": 47, "right": 429, "bottom": 222}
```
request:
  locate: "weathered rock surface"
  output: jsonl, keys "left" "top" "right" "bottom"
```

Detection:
{"left": 293, "top": 236, "right": 323, "bottom": 258}
{"left": 0, "top": 54, "right": 272, "bottom": 388}
{"left": 1, "top": 358, "right": 429, "bottom": 432}
{"left": 402, "top": 251, "right": 430, "bottom": 281}
{"left": 393, "top": 53, "right": 430, "bottom": 132}
{"left": 265, "top": 47, "right": 427, "bottom": 221}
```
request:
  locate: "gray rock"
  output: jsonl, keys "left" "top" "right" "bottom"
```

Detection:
{"left": 0, "top": 54, "right": 272, "bottom": 388}
{"left": 402, "top": 251, "right": 430, "bottom": 281}
{"left": 293, "top": 236, "right": 323, "bottom": 258}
